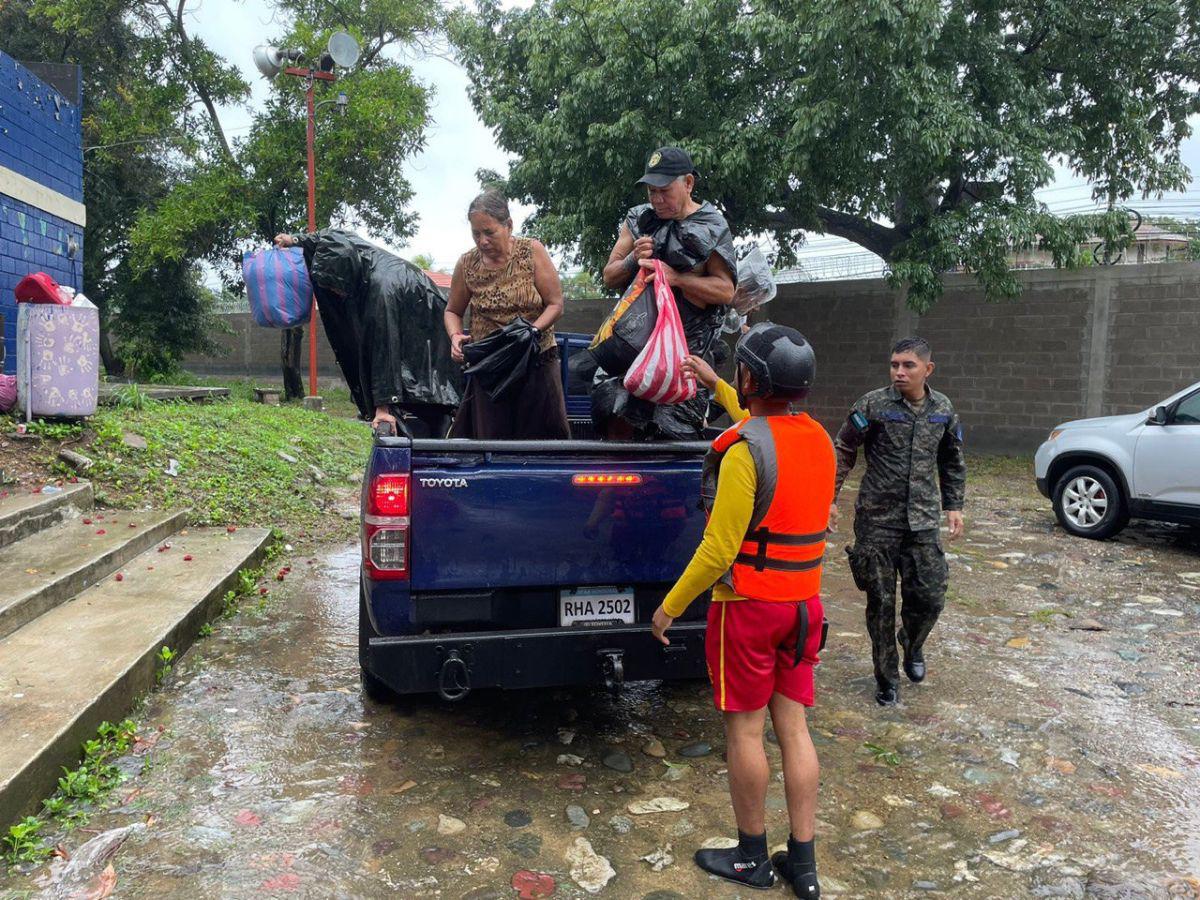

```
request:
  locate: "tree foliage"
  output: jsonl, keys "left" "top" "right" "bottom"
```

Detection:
{"left": 5, "top": 0, "right": 436, "bottom": 384}
{"left": 128, "top": 0, "right": 435, "bottom": 268}
{"left": 450, "top": 0, "right": 1200, "bottom": 308}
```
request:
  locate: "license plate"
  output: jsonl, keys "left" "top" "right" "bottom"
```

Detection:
{"left": 559, "top": 586, "right": 635, "bottom": 627}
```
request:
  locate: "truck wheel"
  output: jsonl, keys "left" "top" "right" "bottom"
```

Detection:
{"left": 1052, "top": 465, "right": 1129, "bottom": 540}
{"left": 359, "top": 582, "right": 399, "bottom": 704}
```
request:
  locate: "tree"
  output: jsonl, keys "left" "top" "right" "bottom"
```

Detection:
{"left": 124, "top": 0, "right": 436, "bottom": 397}
{"left": 410, "top": 253, "right": 437, "bottom": 271}
{"left": 450, "top": 0, "right": 1200, "bottom": 309}
{"left": 561, "top": 269, "right": 612, "bottom": 301}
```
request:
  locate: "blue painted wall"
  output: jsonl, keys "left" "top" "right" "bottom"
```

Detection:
{"left": 0, "top": 51, "right": 84, "bottom": 374}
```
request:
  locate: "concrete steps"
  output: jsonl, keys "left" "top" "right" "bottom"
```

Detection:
{"left": 0, "top": 482, "right": 92, "bottom": 551}
{"left": 0, "top": 508, "right": 187, "bottom": 641}
{"left": 0, "top": 485, "right": 271, "bottom": 825}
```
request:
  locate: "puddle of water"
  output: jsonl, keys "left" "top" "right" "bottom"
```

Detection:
{"left": 3, "top": 508, "right": 1199, "bottom": 899}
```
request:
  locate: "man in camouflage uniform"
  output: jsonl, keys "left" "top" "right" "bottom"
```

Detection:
{"left": 832, "top": 337, "right": 966, "bottom": 706}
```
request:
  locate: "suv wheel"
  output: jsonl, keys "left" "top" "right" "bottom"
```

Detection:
{"left": 1052, "top": 465, "right": 1129, "bottom": 540}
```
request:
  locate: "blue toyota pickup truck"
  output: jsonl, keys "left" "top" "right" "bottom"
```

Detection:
{"left": 358, "top": 334, "right": 716, "bottom": 700}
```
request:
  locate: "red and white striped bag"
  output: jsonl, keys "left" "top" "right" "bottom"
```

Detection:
{"left": 622, "top": 260, "right": 697, "bottom": 404}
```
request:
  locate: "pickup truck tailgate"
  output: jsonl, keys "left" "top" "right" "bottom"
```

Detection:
{"left": 407, "top": 441, "right": 707, "bottom": 591}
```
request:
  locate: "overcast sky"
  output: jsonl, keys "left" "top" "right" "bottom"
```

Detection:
{"left": 194, "top": 0, "right": 530, "bottom": 274}
{"left": 193, "top": 0, "right": 1200, "bottom": 278}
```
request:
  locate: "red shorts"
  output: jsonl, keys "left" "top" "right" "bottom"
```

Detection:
{"left": 705, "top": 597, "right": 823, "bottom": 712}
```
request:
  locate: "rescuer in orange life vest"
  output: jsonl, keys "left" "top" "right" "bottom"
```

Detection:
{"left": 652, "top": 324, "right": 835, "bottom": 897}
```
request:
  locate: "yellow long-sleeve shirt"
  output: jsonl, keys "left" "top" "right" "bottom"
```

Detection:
{"left": 713, "top": 378, "right": 749, "bottom": 423}
{"left": 661, "top": 379, "right": 752, "bottom": 618}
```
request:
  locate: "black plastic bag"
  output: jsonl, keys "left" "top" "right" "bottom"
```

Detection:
{"left": 567, "top": 347, "right": 600, "bottom": 396}
{"left": 590, "top": 275, "right": 657, "bottom": 375}
{"left": 590, "top": 374, "right": 710, "bottom": 441}
{"left": 462, "top": 317, "right": 539, "bottom": 402}
{"left": 296, "top": 229, "right": 462, "bottom": 419}
{"left": 629, "top": 203, "right": 738, "bottom": 278}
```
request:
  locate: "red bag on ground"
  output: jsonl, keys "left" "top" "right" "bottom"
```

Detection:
{"left": 622, "top": 260, "right": 697, "bottom": 404}
{"left": 15, "top": 272, "right": 71, "bottom": 304}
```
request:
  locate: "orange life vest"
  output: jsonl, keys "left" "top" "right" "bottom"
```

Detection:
{"left": 700, "top": 414, "right": 837, "bottom": 602}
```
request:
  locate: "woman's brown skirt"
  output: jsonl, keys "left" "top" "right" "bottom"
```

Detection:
{"left": 449, "top": 348, "right": 570, "bottom": 440}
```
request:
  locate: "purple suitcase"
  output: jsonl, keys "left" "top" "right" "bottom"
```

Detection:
{"left": 16, "top": 303, "right": 100, "bottom": 418}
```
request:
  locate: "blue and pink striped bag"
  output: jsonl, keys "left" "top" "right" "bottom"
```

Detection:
{"left": 242, "top": 247, "right": 313, "bottom": 328}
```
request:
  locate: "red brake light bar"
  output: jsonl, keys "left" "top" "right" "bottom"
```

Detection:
{"left": 572, "top": 474, "right": 643, "bottom": 486}
{"left": 371, "top": 474, "right": 410, "bottom": 516}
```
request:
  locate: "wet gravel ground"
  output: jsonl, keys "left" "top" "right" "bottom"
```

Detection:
{"left": 3, "top": 461, "right": 1200, "bottom": 899}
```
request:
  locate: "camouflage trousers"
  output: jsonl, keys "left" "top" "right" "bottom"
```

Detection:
{"left": 846, "top": 525, "right": 948, "bottom": 688}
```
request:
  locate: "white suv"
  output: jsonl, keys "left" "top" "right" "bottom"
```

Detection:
{"left": 1034, "top": 381, "right": 1200, "bottom": 539}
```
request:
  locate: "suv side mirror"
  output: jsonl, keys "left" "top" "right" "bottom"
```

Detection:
{"left": 1148, "top": 406, "right": 1169, "bottom": 426}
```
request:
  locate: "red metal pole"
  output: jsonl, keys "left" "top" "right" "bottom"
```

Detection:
{"left": 305, "top": 76, "right": 318, "bottom": 398}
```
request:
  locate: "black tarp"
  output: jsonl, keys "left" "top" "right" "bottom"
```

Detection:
{"left": 462, "top": 316, "right": 539, "bottom": 401}
{"left": 295, "top": 230, "right": 462, "bottom": 420}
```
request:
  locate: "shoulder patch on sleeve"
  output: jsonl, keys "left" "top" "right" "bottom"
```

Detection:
{"left": 850, "top": 410, "right": 869, "bottom": 432}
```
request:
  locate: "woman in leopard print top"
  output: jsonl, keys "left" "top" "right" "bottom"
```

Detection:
{"left": 444, "top": 191, "right": 570, "bottom": 439}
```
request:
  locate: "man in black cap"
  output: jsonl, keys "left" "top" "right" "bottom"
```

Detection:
{"left": 602, "top": 146, "right": 736, "bottom": 305}
{"left": 593, "top": 147, "right": 737, "bottom": 439}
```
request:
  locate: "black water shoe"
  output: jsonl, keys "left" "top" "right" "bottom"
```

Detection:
{"left": 772, "top": 851, "right": 820, "bottom": 898}
{"left": 694, "top": 831, "right": 775, "bottom": 890}
{"left": 773, "top": 835, "right": 820, "bottom": 898}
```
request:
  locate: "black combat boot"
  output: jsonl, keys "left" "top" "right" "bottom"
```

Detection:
{"left": 875, "top": 680, "right": 899, "bottom": 706}
{"left": 694, "top": 830, "right": 776, "bottom": 889}
{"left": 771, "top": 835, "right": 820, "bottom": 898}
{"left": 898, "top": 629, "right": 926, "bottom": 683}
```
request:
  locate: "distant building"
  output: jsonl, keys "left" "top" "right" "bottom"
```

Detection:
{"left": 423, "top": 269, "right": 452, "bottom": 297}
{"left": 1010, "top": 222, "right": 1192, "bottom": 270}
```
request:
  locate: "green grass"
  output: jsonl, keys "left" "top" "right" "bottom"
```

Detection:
{"left": 4, "top": 720, "right": 139, "bottom": 866}
{"left": 2, "top": 818, "right": 49, "bottom": 866}
{"left": 48, "top": 393, "right": 371, "bottom": 540}
{"left": 1031, "top": 607, "right": 1072, "bottom": 625}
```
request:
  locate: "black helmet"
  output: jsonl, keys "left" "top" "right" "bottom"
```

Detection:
{"left": 735, "top": 323, "right": 816, "bottom": 401}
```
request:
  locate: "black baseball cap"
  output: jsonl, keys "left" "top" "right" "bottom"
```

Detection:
{"left": 636, "top": 147, "right": 698, "bottom": 187}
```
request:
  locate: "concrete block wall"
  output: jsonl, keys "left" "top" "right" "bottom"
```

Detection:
{"left": 765, "top": 264, "right": 1200, "bottom": 453}
{"left": 185, "top": 263, "right": 1200, "bottom": 453}
{"left": 1105, "top": 271, "right": 1200, "bottom": 413}
{"left": 0, "top": 52, "right": 85, "bottom": 374}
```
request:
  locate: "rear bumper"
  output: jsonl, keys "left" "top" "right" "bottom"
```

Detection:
{"left": 367, "top": 622, "right": 708, "bottom": 695}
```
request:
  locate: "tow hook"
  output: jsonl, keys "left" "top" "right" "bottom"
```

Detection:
{"left": 437, "top": 650, "right": 471, "bottom": 702}
{"left": 599, "top": 649, "right": 625, "bottom": 693}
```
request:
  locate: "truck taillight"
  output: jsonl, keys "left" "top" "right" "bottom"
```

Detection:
{"left": 371, "top": 474, "right": 410, "bottom": 516}
{"left": 365, "top": 474, "right": 410, "bottom": 580}
{"left": 365, "top": 525, "right": 409, "bottom": 580}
